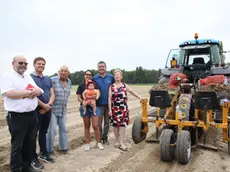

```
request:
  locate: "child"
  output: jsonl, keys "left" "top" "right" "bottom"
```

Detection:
{"left": 82, "top": 80, "right": 99, "bottom": 115}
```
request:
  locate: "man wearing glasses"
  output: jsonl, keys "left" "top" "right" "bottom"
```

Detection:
{"left": 0, "top": 56, "right": 43, "bottom": 172}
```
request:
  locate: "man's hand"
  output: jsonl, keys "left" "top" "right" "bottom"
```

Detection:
{"left": 28, "top": 89, "right": 37, "bottom": 98}
{"left": 43, "top": 104, "right": 52, "bottom": 112}
{"left": 33, "top": 87, "right": 42, "bottom": 96}
{"left": 23, "top": 90, "right": 36, "bottom": 99}
{"left": 39, "top": 109, "right": 46, "bottom": 114}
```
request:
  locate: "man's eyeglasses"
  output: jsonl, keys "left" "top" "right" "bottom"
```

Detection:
{"left": 85, "top": 73, "right": 92, "bottom": 76}
{"left": 14, "top": 61, "right": 28, "bottom": 66}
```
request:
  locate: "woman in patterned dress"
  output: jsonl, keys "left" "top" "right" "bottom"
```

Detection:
{"left": 108, "top": 69, "right": 144, "bottom": 151}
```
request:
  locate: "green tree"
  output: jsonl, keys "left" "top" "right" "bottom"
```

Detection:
{"left": 51, "top": 66, "right": 160, "bottom": 85}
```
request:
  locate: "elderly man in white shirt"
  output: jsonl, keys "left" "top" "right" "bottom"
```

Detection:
{"left": 0, "top": 56, "right": 43, "bottom": 172}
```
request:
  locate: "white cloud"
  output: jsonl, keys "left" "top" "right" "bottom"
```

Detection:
{"left": 0, "top": 0, "right": 230, "bottom": 75}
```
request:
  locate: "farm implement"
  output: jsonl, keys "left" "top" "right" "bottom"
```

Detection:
{"left": 132, "top": 33, "right": 230, "bottom": 164}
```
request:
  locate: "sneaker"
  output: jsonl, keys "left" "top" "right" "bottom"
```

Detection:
{"left": 39, "top": 153, "right": 55, "bottom": 163}
{"left": 48, "top": 151, "right": 56, "bottom": 157}
{"left": 60, "top": 149, "right": 68, "bottom": 154}
{"left": 84, "top": 144, "right": 90, "bottom": 151}
{"left": 31, "top": 158, "right": 44, "bottom": 171}
{"left": 97, "top": 143, "right": 104, "bottom": 150}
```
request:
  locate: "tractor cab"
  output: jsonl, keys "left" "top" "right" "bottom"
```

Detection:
{"left": 164, "top": 33, "right": 224, "bottom": 83}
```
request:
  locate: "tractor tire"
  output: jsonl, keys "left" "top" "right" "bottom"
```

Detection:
{"left": 228, "top": 124, "right": 230, "bottom": 155}
{"left": 132, "top": 117, "right": 147, "bottom": 144}
{"left": 158, "top": 76, "right": 169, "bottom": 84}
{"left": 176, "top": 130, "right": 191, "bottom": 164}
{"left": 160, "top": 129, "right": 175, "bottom": 162}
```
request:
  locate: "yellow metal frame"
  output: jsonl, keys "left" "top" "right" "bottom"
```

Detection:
{"left": 141, "top": 97, "right": 230, "bottom": 143}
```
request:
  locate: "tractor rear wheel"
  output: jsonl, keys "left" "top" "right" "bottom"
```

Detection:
{"left": 158, "top": 76, "right": 169, "bottom": 84}
{"left": 176, "top": 130, "right": 191, "bottom": 164}
{"left": 228, "top": 124, "right": 230, "bottom": 155}
{"left": 160, "top": 129, "right": 175, "bottom": 162}
{"left": 132, "top": 117, "right": 147, "bottom": 144}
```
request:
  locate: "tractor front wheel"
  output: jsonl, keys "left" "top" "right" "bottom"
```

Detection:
{"left": 160, "top": 129, "right": 176, "bottom": 162}
{"left": 176, "top": 130, "right": 191, "bottom": 164}
{"left": 132, "top": 117, "right": 147, "bottom": 144}
{"left": 158, "top": 76, "right": 169, "bottom": 85}
{"left": 228, "top": 124, "right": 230, "bottom": 155}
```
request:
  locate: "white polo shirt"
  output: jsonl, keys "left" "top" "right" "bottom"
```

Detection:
{"left": 0, "top": 70, "right": 42, "bottom": 113}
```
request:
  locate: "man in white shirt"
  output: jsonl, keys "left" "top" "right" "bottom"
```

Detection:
{"left": 0, "top": 56, "right": 43, "bottom": 172}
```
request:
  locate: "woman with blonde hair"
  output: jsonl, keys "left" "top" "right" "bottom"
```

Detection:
{"left": 108, "top": 69, "right": 144, "bottom": 151}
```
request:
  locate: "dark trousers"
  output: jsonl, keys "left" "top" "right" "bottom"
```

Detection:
{"left": 99, "top": 105, "right": 110, "bottom": 141}
{"left": 32, "top": 110, "right": 51, "bottom": 159}
{"left": 6, "top": 111, "right": 37, "bottom": 172}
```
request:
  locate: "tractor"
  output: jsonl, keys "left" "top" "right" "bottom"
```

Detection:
{"left": 159, "top": 33, "right": 230, "bottom": 85}
{"left": 132, "top": 33, "right": 230, "bottom": 165}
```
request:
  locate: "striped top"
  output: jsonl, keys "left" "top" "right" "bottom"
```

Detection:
{"left": 51, "top": 75, "right": 72, "bottom": 116}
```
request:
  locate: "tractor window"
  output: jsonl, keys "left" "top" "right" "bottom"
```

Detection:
{"left": 165, "top": 49, "right": 184, "bottom": 68}
{"left": 210, "top": 45, "right": 221, "bottom": 64}
{"left": 184, "top": 48, "right": 211, "bottom": 65}
{"left": 187, "top": 54, "right": 210, "bottom": 65}
{"left": 184, "top": 46, "right": 221, "bottom": 65}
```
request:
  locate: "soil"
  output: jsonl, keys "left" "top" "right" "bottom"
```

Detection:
{"left": 0, "top": 85, "right": 230, "bottom": 172}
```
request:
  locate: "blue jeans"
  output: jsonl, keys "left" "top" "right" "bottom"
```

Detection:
{"left": 46, "top": 113, "right": 68, "bottom": 152}
{"left": 79, "top": 105, "right": 101, "bottom": 118}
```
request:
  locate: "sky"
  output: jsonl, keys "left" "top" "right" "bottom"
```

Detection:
{"left": 1, "top": 0, "right": 230, "bottom": 75}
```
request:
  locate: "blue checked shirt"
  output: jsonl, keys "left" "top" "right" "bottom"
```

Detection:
{"left": 51, "top": 75, "right": 72, "bottom": 116}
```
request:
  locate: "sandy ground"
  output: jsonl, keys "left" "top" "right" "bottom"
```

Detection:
{"left": 1, "top": 85, "right": 230, "bottom": 172}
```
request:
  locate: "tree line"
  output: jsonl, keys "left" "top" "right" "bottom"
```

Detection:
{"left": 51, "top": 66, "right": 161, "bottom": 85}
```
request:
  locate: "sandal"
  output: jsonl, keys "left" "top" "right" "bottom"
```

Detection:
{"left": 118, "top": 145, "right": 128, "bottom": 151}
{"left": 114, "top": 143, "right": 120, "bottom": 148}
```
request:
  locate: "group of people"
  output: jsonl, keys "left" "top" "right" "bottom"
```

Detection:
{"left": 0, "top": 57, "right": 144, "bottom": 172}
{"left": 0, "top": 56, "right": 71, "bottom": 172}
{"left": 77, "top": 61, "right": 144, "bottom": 151}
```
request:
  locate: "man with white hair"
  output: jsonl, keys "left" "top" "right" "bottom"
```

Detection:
{"left": 0, "top": 56, "right": 43, "bottom": 172}
{"left": 46, "top": 65, "right": 72, "bottom": 155}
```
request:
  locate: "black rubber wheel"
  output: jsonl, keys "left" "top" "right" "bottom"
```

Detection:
{"left": 176, "top": 130, "right": 191, "bottom": 164}
{"left": 160, "top": 129, "right": 176, "bottom": 162}
{"left": 132, "top": 117, "right": 147, "bottom": 144}
{"left": 158, "top": 76, "right": 169, "bottom": 84}
{"left": 228, "top": 124, "right": 230, "bottom": 155}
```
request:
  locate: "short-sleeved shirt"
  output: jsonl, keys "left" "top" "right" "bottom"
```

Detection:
{"left": 0, "top": 70, "right": 41, "bottom": 113}
{"left": 85, "top": 89, "right": 97, "bottom": 97}
{"left": 76, "top": 82, "right": 99, "bottom": 106}
{"left": 92, "top": 73, "right": 114, "bottom": 106}
{"left": 51, "top": 75, "right": 72, "bottom": 116}
{"left": 30, "top": 72, "right": 53, "bottom": 104}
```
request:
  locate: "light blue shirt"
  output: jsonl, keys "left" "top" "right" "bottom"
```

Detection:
{"left": 51, "top": 75, "right": 72, "bottom": 116}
